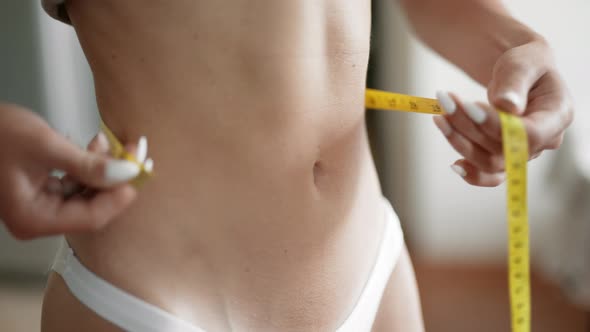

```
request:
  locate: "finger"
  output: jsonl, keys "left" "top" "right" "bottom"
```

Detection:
{"left": 21, "top": 185, "right": 137, "bottom": 237}
{"left": 61, "top": 178, "right": 84, "bottom": 199}
{"left": 487, "top": 41, "right": 551, "bottom": 114}
{"left": 460, "top": 103, "right": 554, "bottom": 160}
{"left": 44, "top": 176, "right": 63, "bottom": 194}
{"left": 523, "top": 82, "right": 574, "bottom": 152}
{"left": 437, "top": 91, "right": 502, "bottom": 143}
{"left": 61, "top": 132, "right": 111, "bottom": 197}
{"left": 433, "top": 116, "right": 505, "bottom": 173}
{"left": 451, "top": 160, "right": 506, "bottom": 187}
{"left": 433, "top": 114, "right": 453, "bottom": 137}
{"left": 87, "top": 131, "right": 110, "bottom": 154}
{"left": 466, "top": 102, "right": 504, "bottom": 143}
{"left": 545, "top": 135, "right": 564, "bottom": 150}
{"left": 61, "top": 138, "right": 144, "bottom": 199}
{"left": 43, "top": 130, "right": 141, "bottom": 188}
{"left": 437, "top": 92, "right": 503, "bottom": 154}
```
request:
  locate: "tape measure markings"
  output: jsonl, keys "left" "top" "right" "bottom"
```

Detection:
{"left": 365, "top": 88, "right": 444, "bottom": 114}
{"left": 365, "top": 89, "right": 530, "bottom": 332}
{"left": 99, "top": 89, "right": 531, "bottom": 332}
{"left": 500, "top": 112, "right": 530, "bottom": 332}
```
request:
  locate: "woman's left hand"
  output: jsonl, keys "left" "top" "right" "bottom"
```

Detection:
{"left": 433, "top": 38, "right": 574, "bottom": 187}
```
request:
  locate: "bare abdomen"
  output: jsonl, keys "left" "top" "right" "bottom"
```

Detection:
{"left": 49, "top": 0, "right": 386, "bottom": 330}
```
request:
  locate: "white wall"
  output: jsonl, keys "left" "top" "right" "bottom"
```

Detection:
{"left": 375, "top": 0, "right": 590, "bottom": 264}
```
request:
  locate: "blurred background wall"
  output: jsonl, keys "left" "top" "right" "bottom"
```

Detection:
{"left": 0, "top": 1, "right": 97, "bottom": 330}
{"left": 0, "top": 0, "right": 589, "bottom": 331}
{"left": 0, "top": 0, "right": 97, "bottom": 276}
{"left": 0, "top": 1, "right": 56, "bottom": 277}
{"left": 0, "top": 0, "right": 98, "bottom": 278}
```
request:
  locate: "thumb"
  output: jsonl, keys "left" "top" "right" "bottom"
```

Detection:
{"left": 44, "top": 130, "right": 141, "bottom": 188}
{"left": 487, "top": 48, "right": 546, "bottom": 115}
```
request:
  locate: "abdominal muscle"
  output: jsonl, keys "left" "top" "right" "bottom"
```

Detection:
{"left": 42, "top": 0, "right": 387, "bottom": 330}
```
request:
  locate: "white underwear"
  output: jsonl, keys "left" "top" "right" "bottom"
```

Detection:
{"left": 51, "top": 198, "right": 404, "bottom": 331}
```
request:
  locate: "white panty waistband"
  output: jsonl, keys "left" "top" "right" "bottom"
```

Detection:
{"left": 51, "top": 197, "right": 404, "bottom": 332}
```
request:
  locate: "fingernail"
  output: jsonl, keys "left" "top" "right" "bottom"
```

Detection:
{"left": 463, "top": 103, "right": 487, "bottom": 124}
{"left": 144, "top": 158, "right": 154, "bottom": 173}
{"left": 105, "top": 159, "right": 141, "bottom": 184}
{"left": 96, "top": 132, "right": 110, "bottom": 151}
{"left": 499, "top": 91, "right": 523, "bottom": 110}
{"left": 451, "top": 164, "right": 467, "bottom": 177}
{"left": 136, "top": 136, "right": 148, "bottom": 164}
{"left": 436, "top": 91, "right": 456, "bottom": 114}
{"left": 434, "top": 116, "right": 453, "bottom": 137}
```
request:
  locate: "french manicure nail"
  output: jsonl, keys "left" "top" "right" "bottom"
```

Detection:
{"left": 499, "top": 91, "right": 523, "bottom": 110}
{"left": 136, "top": 136, "right": 148, "bottom": 164}
{"left": 434, "top": 116, "right": 453, "bottom": 137}
{"left": 105, "top": 160, "right": 141, "bottom": 184}
{"left": 144, "top": 158, "right": 154, "bottom": 173}
{"left": 436, "top": 91, "right": 456, "bottom": 114}
{"left": 463, "top": 103, "right": 487, "bottom": 124}
{"left": 451, "top": 164, "right": 467, "bottom": 177}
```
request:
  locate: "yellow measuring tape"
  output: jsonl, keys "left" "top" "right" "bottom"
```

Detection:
{"left": 500, "top": 112, "right": 530, "bottom": 332}
{"left": 365, "top": 89, "right": 530, "bottom": 332}
{"left": 100, "top": 121, "right": 153, "bottom": 187}
{"left": 100, "top": 88, "right": 530, "bottom": 332}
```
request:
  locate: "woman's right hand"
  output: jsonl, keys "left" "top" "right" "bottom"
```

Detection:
{"left": 0, "top": 103, "right": 143, "bottom": 239}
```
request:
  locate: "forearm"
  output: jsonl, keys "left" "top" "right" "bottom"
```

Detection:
{"left": 400, "top": 0, "right": 546, "bottom": 85}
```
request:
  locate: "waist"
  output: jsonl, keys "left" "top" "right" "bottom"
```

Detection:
{"left": 74, "top": 113, "right": 380, "bottom": 238}
{"left": 65, "top": 119, "right": 384, "bottom": 327}
{"left": 68, "top": 101, "right": 383, "bottom": 263}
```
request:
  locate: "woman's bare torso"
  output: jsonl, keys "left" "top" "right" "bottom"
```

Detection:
{"left": 43, "top": 1, "right": 387, "bottom": 330}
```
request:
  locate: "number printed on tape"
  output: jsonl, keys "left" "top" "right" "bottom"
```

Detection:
{"left": 365, "top": 89, "right": 530, "bottom": 332}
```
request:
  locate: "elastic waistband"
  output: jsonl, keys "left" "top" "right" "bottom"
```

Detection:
{"left": 51, "top": 197, "right": 403, "bottom": 332}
